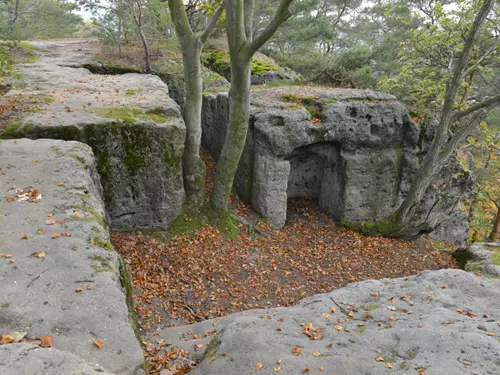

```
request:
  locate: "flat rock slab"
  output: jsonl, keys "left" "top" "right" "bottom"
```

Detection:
{"left": 159, "top": 269, "right": 500, "bottom": 375}
{"left": 2, "top": 41, "right": 185, "bottom": 231}
{"left": 0, "top": 139, "right": 144, "bottom": 374}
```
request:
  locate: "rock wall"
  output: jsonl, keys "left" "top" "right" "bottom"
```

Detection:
{"left": 202, "top": 87, "right": 470, "bottom": 243}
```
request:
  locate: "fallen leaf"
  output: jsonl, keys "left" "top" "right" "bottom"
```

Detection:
{"left": 293, "top": 346, "right": 302, "bottom": 356}
{"left": 75, "top": 287, "right": 83, "bottom": 293}
{"left": 87, "top": 285, "right": 93, "bottom": 290}
{"left": 385, "top": 363, "right": 393, "bottom": 369}
{"left": 94, "top": 340, "right": 104, "bottom": 349}
{"left": 11, "top": 332, "right": 27, "bottom": 343}
{"left": 1, "top": 334, "right": 14, "bottom": 345}
{"left": 274, "top": 366, "right": 281, "bottom": 372}
{"left": 21, "top": 234, "right": 28, "bottom": 240}
{"left": 35, "top": 251, "right": 45, "bottom": 258}
{"left": 256, "top": 362, "right": 263, "bottom": 370}
{"left": 301, "top": 368, "right": 310, "bottom": 373}
{"left": 40, "top": 335, "right": 53, "bottom": 348}
{"left": 463, "top": 360, "right": 472, "bottom": 366}
{"left": 45, "top": 219, "right": 55, "bottom": 225}
{"left": 277, "top": 359, "right": 282, "bottom": 364}
{"left": 313, "top": 351, "right": 320, "bottom": 357}
{"left": 376, "top": 356, "right": 384, "bottom": 362}
{"left": 57, "top": 182, "right": 65, "bottom": 187}
{"left": 52, "top": 233, "right": 60, "bottom": 239}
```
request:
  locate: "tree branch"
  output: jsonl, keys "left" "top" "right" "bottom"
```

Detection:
{"left": 200, "top": 6, "right": 223, "bottom": 44}
{"left": 451, "top": 94, "right": 500, "bottom": 123}
{"left": 248, "top": 0, "right": 293, "bottom": 56}
{"left": 439, "top": 0, "right": 494, "bottom": 130}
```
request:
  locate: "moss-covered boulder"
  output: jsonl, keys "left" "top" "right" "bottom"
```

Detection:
{"left": 2, "top": 44, "right": 185, "bottom": 231}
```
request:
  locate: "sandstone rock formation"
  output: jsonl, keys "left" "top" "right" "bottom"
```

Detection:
{"left": 202, "top": 87, "right": 470, "bottom": 243}
{"left": 0, "top": 139, "right": 144, "bottom": 374}
{"left": 461, "top": 242, "right": 500, "bottom": 277}
{"left": 158, "top": 269, "right": 500, "bottom": 375}
{"left": 2, "top": 42, "right": 185, "bottom": 231}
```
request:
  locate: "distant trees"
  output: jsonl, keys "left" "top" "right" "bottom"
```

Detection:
{"left": 383, "top": 0, "right": 500, "bottom": 238}
{"left": 0, "top": 0, "right": 83, "bottom": 40}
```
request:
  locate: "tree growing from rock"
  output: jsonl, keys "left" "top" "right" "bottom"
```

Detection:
{"left": 377, "top": 0, "right": 500, "bottom": 239}
{"left": 208, "top": 0, "right": 294, "bottom": 217}
{"left": 167, "top": 0, "right": 223, "bottom": 210}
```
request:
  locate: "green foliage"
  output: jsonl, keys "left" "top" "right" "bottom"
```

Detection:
{"left": 0, "top": 45, "right": 13, "bottom": 86}
{"left": 381, "top": 0, "right": 500, "bottom": 117}
{"left": 201, "top": 48, "right": 276, "bottom": 81}
{"left": 0, "top": 0, "right": 83, "bottom": 40}
{"left": 469, "top": 111, "right": 500, "bottom": 242}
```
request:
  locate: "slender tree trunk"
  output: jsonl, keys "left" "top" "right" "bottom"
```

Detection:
{"left": 489, "top": 206, "right": 500, "bottom": 241}
{"left": 210, "top": 57, "right": 252, "bottom": 212}
{"left": 138, "top": 26, "right": 152, "bottom": 73}
{"left": 181, "top": 38, "right": 206, "bottom": 209}
{"left": 389, "top": 0, "right": 494, "bottom": 236}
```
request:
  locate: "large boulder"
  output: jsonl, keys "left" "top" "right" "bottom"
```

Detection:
{"left": 159, "top": 269, "right": 500, "bottom": 375}
{"left": 2, "top": 41, "right": 185, "bottom": 231}
{"left": 0, "top": 139, "right": 144, "bottom": 374}
{"left": 201, "top": 86, "right": 469, "bottom": 243}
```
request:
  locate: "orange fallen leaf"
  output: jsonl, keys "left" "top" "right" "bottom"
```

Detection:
{"left": 75, "top": 288, "right": 83, "bottom": 293}
{"left": 313, "top": 351, "right": 320, "bottom": 357}
{"left": 94, "top": 340, "right": 104, "bottom": 349}
{"left": 52, "top": 233, "right": 60, "bottom": 239}
{"left": 36, "top": 251, "right": 45, "bottom": 258}
{"left": 87, "top": 285, "right": 93, "bottom": 290}
{"left": 293, "top": 346, "right": 302, "bottom": 356}
{"left": 376, "top": 356, "right": 384, "bottom": 362}
{"left": 21, "top": 234, "right": 28, "bottom": 240}
{"left": 385, "top": 363, "right": 393, "bottom": 369}
{"left": 301, "top": 368, "right": 310, "bottom": 373}
{"left": 319, "top": 366, "right": 324, "bottom": 371}
{"left": 61, "top": 232, "right": 72, "bottom": 237}
{"left": 1, "top": 334, "right": 14, "bottom": 345}
{"left": 256, "top": 362, "right": 263, "bottom": 370}
{"left": 45, "top": 219, "right": 55, "bottom": 225}
{"left": 274, "top": 366, "right": 281, "bottom": 372}
{"left": 40, "top": 335, "right": 53, "bottom": 348}
{"left": 57, "top": 182, "right": 65, "bottom": 187}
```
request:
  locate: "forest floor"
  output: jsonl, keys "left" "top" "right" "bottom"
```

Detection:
{"left": 112, "top": 152, "right": 458, "bottom": 373}
{"left": 112, "top": 151, "right": 459, "bottom": 332}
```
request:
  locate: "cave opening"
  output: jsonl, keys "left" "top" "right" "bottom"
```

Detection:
{"left": 285, "top": 142, "right": 344, "bottom": 223}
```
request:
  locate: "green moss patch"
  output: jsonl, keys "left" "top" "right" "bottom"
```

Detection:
{"left": 201, "top": 49, "right": 276, "bottom": 81}
{"left": 90, "top": 255, "right": 114, "bottom": 272}
{"left": 89, "top": 106, "right": 173, "bottom": 125}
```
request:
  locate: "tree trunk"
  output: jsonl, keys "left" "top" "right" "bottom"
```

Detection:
{"left": 489, "top": 207, "right": 500, "bottom": 241}
{"left": 209, "top": 57, "right": 252, "bottom": 213}
{"left": 138, "top": 25, "right": 152, "bottom": 73}
{"left": 181, "top": 38, "right": 206, "bottom": 210}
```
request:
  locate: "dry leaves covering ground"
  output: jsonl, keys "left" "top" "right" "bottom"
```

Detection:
{"left": 112, "top": 152, "right": 458, "bottom": 342}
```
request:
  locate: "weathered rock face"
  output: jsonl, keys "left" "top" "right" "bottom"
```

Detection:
{"left": 460, "top": 242, "right": 500, "bottom": 276}
{"left": 202, "top": 86, "right": 469, "bottom": 242}
{"left": 2, "top": 42, "right": 185, "bottom": 231}
{"left": 0, "top": 139, "right": 144, "bottom": 374}
{"left": 158, "top": 269, "right": 500, "bottom": 375}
